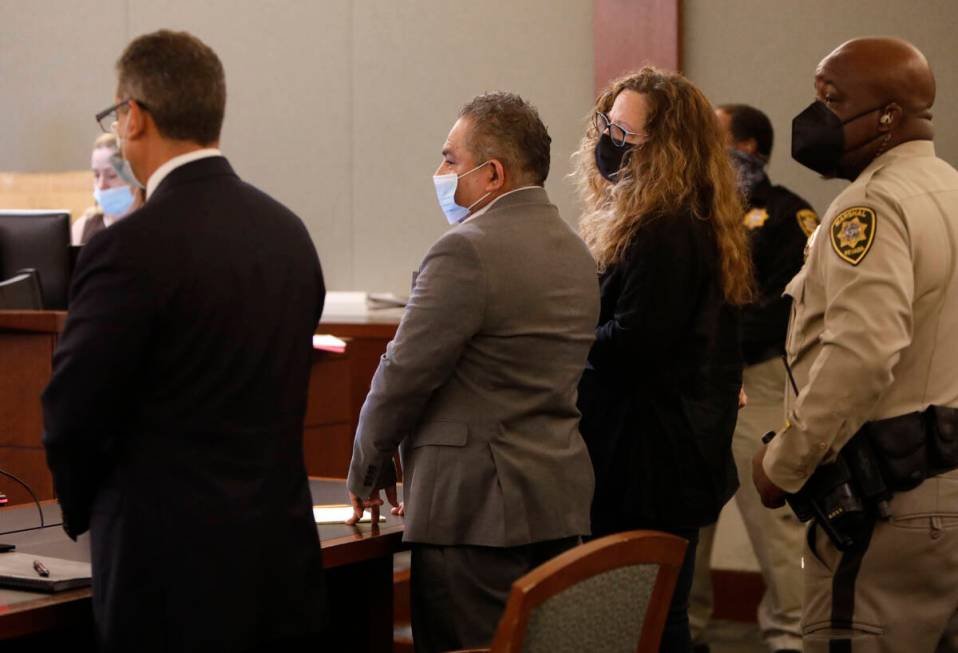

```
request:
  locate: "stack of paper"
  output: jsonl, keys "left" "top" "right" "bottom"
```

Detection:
{"left": 0, "top": 552, "right": 91, "bottom": 593}
{"left": 312, "top": 335, "right": 347, "bottom": 353}
{"left": 313, "top": 504, "right": 386, "bottom": 524}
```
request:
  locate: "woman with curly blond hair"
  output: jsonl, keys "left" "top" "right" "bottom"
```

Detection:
{"left": 574, "top": 67, "right": 753, "bottom": 652}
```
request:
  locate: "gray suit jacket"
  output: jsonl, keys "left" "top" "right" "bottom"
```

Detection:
{"left": 346, "top": 187, "right": 599, "bottom": 547}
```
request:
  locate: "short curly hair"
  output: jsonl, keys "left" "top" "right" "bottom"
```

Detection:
{"left": 458, "top": 92, "right": 551, "bottom": 186}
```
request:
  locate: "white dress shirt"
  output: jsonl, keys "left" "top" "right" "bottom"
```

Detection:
{"left": 146, "top": 148, "right": 223, "bottom": 199}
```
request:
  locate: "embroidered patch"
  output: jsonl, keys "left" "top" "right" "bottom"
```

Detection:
{"left": 830, "top": 207, "right": 877, "bottom": 266}
{"left": 743, "top": 208, "right": 769, "bottom": 230}
{"left": 796, "top": 208, "right": 819, "bottom": 237}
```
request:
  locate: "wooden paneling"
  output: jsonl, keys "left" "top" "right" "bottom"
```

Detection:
{"left": 304, "top": 351, "right": 351, "bottom": 427}
{"left": 322, "top": 322, "right": 398, "bottom": 435}
{"left": 303, "top": 424, "right": 354, "bottom": 479}
{"left": 0, "top": 171, "right": 92, "bottom": 225}
{"left": 0, "top": 447, "right": 54, "bottom": 506}
{"left": 711, "top": 568, "right": 765, "bottom": 623}
{"left": 594, "top": 0, "right": 682, "bottom": 95}
{"left": 0, "top": 315, "right": 60, "bottom": 505}
{"left": 0, "top": 334, "right": 52, "bottom": 448}
{"left": 0, "top": 311, "right": 394, "bottom": 497}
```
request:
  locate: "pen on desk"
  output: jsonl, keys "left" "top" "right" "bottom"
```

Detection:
{"left": 33, "top": 560, "right": 49, "bottom": 577}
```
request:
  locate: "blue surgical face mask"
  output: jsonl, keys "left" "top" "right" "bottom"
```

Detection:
{"left": 94, "top": 185, "right": 135, "bottom": 217}
{"left": 433, "top": 161, "right": 492, "bottom": 225}
{"left": 109, "top": 153, "right": 144, "bottom": 190}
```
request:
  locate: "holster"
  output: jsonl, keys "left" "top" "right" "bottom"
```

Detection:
{"left": 783, "top": 404, "right": 958, "bottom": 552}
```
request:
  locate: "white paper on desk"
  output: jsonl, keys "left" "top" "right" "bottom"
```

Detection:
{"left": 312, "top": 335, "right": 347, "bottom": 353}
{"left": 313, "top": 504, "right": 386, "bottom": 524}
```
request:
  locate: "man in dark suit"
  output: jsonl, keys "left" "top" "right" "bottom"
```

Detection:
{"left": 42, "top": 30, "right": 326, "bottom": 653}
{"left": 346, "top": 92, "right": 599, "bottom": 653}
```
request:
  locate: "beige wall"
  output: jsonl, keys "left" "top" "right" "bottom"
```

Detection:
{"left": 0, "top": 0, "right": 594, "bottom": 293}
{"left": 683, "top": 0, "right": 958, "bottom": 218}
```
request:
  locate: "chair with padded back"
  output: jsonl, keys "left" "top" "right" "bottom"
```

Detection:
{"left": 447, "top": 529, "right": 688, "bottom": 653}
{"left": 0, "top": 269, "right": 43, "bottom": 310}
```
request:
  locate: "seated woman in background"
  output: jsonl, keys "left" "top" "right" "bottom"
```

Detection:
{"left": 72, "top": 133, "right": 141, "bottom": 245}
{"left": 573, "top": 67, "right": 753, "bottom": 653}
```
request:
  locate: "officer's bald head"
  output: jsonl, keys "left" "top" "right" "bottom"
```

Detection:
{"left": 810, "top": 37, "right": 935, "bottom": 179}
{"left": 817, "top": 37, "right": 935, "bottom": 117}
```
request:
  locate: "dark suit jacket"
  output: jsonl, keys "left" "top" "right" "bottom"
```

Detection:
{"left": 42, "top": 156, "right": 326, "bottom": 652}
{"left": 578, "top": 210, "right": 742, "bottom": 533}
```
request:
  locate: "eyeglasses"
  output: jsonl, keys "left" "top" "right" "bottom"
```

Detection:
{"left": 594, "top": 111, "right": 643, "bottom": 148}
{"left": 95, "top": 98, "right": 149, "bottom": 133}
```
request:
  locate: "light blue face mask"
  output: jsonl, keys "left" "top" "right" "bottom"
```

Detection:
{"left": 94, "top": 185, "right": 135, "bottom": 217}
{"left": 432, "top": 161, "right": 492, "bottom": 225}
{"left": 109, "top": 153, "right": 144, "bottom": 189}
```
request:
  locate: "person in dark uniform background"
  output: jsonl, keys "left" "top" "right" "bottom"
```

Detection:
{"left": 718, "top": 104, "right": 819, "bottom": 366}
{"left": 690, "top": 104, "right": 818, "bottom": 653}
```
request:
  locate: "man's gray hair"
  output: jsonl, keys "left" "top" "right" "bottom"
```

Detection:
{"left": 458, "top": 92, "right": 551, "bottom": 185}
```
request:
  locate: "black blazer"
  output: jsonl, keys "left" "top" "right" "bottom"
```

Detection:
{"left": 42, "top": 157, "right": 326, "bottom": 652}
{"left": 577, "top": 210, "right": 742, "bottom": 534}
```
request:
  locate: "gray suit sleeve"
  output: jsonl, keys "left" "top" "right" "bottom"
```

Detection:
{"left": 346, "top": 231, "right": 485, "bottom": 498}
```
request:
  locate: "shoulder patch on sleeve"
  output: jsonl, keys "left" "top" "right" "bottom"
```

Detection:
{"left": 796, "top": 208, "right": 819, "bottom": 237}
{"left": 830, "top": 206, "right": 877, "bottom": 266}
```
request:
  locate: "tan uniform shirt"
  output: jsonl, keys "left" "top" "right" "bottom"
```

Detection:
{"left": 765, "top": 140, "right": 958, "bottom": 492}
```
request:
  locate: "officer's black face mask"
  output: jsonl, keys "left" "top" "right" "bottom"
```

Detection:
{"left": 791, "top": 101, "right": 885, "bottom": 177}
{"left": 594, "top": 133, "right": 635, "bottom": 182}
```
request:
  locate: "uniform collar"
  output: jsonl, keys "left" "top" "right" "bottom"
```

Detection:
{"left": 746, "top": 176, "right": 772, "bottom": 208}
{"left": 856, "top": 139, "right": 936, "bottom": 184}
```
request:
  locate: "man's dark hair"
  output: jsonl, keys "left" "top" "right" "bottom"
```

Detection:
{"left": 458, "top": 92, "right": 551, "bottom": 185}
{"left": 117, "top": 30, "right": 226, "bottom": 145}
{"left": 719, "top": 103, "right": 774, "bottom": 158}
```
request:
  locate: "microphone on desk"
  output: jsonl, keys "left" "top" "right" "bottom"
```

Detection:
{"left": 0, "top": 468, "right": 47, "bottom": 549}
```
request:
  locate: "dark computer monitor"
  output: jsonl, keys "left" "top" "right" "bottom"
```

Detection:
{"left": 0, "top": 210, "right": 72, "bottom": 310}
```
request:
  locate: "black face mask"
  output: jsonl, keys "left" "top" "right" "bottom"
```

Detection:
{"left": 594, "top": 133, "right": 635, "bottom": 182}
{"left": 791, "top": 101, "right": 886, "bottom": 177}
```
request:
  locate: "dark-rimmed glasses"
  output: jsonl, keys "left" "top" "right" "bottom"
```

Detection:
{"left": 95, "top": 99, "right": 149, "bottom": 133}
{"left": 594, "top": 111, "right": 642, "bottom": 148}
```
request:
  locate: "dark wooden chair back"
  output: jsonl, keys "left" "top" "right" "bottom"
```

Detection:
{"left": 480, "top": 530, "right": 688, "bottom": 653}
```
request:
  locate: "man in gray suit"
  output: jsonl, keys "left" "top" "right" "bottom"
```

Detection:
{"left": 346, "top": 92, "right": 599, "bottom": 653}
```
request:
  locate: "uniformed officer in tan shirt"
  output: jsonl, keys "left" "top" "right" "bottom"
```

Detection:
{"left": 752, "top": 37, "right": 958, "bottom": 653}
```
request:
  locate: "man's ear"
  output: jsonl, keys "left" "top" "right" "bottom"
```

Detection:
{"left": 125, "top": 100, "right": 149, "bottom": 140}
{"left": 737, "top": 137, "right": 759, "bottom": 156}
{"left": 486, "top": 159, "right": 506, "bottom": 191}
{"left": 878, "top": 102, "right": 902, "bottom": 132}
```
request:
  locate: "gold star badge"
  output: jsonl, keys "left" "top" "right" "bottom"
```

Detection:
{"left": 796, "top": 208, "right": 819, "bottom": 237}
{"left": 743, "top": 208, "right": 769, "bottom": 230}
{"left": 830, "top": 207, "right": 877, "bottom": 265}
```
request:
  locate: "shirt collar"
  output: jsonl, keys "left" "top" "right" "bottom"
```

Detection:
{"left": 858, "top": 140, "right": 936, "bottom": 182}
{"left": 146, "top": 148, "right": 223, "bottom": 199}
{"left": 464, "top": 185, "right": 541, "bottom": 222}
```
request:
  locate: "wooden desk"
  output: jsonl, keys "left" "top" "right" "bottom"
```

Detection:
{"left": 0, "top": 310, "right": 354, "bottom": 497}
{"left": 318, "top": 311, "right": 400, "bottom": 477}
{"left": 0, "top": 478, "right": 404, "bottom": 652}
{"left": 0, "top": 311, "right": 65, "bottom": 504}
